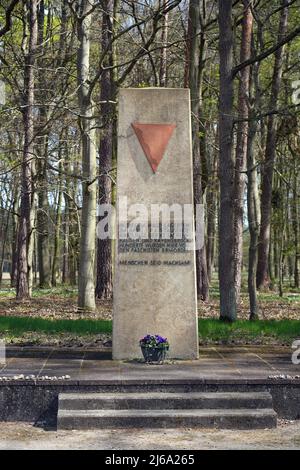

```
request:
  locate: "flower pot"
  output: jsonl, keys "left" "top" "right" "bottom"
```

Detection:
{"left": 141, "top": 345, "right": 168, "bottom": 363}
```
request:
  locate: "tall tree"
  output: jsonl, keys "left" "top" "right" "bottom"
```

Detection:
{"left": 218, "top": 0, "right": 236, "bottom": 321}
{"left": 256, "top": 0, "right": 289, "bottom": 290}
{"left": 187, "top": 0, "right": 209, "bottom": 301}
{"left": 159, "top": 0, "right": 168, "bottom": 86}
{"left": 76, "top": 0, "right": 97, "bottom": 311}
{"left": 36, "top": 0, "right": 51, "bottom": 288}
{"left": 206, "top": 126, "right": 218, "bottom": 282}
{"left": 95, "top": 0, "right": 116, "bottom": 300}
{"left": 247, "top": 61, "right": 261, "bottom": 320}
{"left": 233, "top": 0, "right": 253, "bottom": 302}
{"left": 16, "top": 0, "right": 38, "bottom": 299}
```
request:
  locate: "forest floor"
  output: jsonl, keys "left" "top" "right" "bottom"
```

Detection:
{"left": 0, "top": 282, "right": 299, "bottom": 347}
{"left": 0, "top": 283, "right": 299, "bottom": 321}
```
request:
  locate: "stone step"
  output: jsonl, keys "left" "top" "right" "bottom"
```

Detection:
{"left": 58, "top": 391, "right": 273, "bottom": 410}
{"left": 57, "top": 408, "right": 277, "bottom": 430}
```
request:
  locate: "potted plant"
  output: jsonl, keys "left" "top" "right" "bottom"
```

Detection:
{"left": 139, "top": 334, "right": 169, "bottom": 363}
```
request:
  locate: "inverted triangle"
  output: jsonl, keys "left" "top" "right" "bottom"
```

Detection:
{"left": 132, "top": 122, "right": 176, "bottom": 173}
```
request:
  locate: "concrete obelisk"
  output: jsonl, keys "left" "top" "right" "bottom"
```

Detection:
{"left": 113, "top": 88, "right": 198, "bottom": 360}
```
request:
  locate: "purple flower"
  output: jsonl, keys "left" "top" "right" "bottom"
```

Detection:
{"left": 140, "top": 333, "right": 169, "bottom": 347}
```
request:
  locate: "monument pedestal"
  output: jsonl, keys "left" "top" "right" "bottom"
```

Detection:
{"left": 113, "top": 88, "right": 199, "bottom": 360}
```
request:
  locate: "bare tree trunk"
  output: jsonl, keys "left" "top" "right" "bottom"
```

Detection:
{"left": 0, "top": 199, "right": 11, "bottom": 286}
{"left": 206, "top": 128, "right": 218, "bottom": 282}
{"left": 52, "top": 159, "right": 63, "bottom": 286}
{"left": 34, "top": 0, "right": 51, "bottom": 289}
{"left": 159, "top": 0, "right": 168, "bottom": 86}
{"left": 28, "top": 183, "right": 37, "bottom": 296}
{"left": 187, "top": 0, "right": 209, "bottom": 301}
{"left": 95, "top": 0, "right": 115, "bottom": 300}
{"left": 279, "top": 176, "right": 288, "bottom": 297}
{"left": 293, "top": 164, "right": 299, "bottom": 288}
{"left": 218, "top": 0, "right": 236, "bottom": 321}
{"left": 69, "top": 166, "right": 80, "bottom": 286}
{"left": 62, "top": 201, "right": 72, "bottom": 286}
{"left": 77, "top": 0, "right": 97, "bottom": 311}
{"left": 64, "top": 188, "right": 80, "bottom": 287}
{"left": 62, "top": 136, "right": 75, "bottom": 285}
{"left": 37, "top": 134, "right": 51, "bottom": 288}
{"left": 273, "top": 226, "right": 279, "bottom": 281}
{"left": 247, "top": 65, "right": 261, "bottom": 320}
{"left": 256, "top": 0, "right": 289, "bottom": 290}
{"left": 10, "top": 182, "right": 19, "bottom": 287}
{"left": 17, "top": 0, "right": 38, "bottom": 300}
{"left": 197, "top": 0, "right": 209, "bottom": 300}
{"left": 233, "top": 0, "right": 253, "bottom": 302}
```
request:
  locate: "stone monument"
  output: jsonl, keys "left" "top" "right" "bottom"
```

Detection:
{"left": 112, "top": 88, "right": 199, "bottom": 360}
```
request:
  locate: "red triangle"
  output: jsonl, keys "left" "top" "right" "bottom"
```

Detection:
{"left": 132, "top": 122, "right": 176, "bottom": 173}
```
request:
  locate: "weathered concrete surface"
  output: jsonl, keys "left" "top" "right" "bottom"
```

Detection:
{"left": 57, "top": 391, "right": 277, "bottom": 430}
{"left": 1, "top": 346, "right": 300, "bottom": 424}
{"left": 0, "top": 421, "right": 300, "bottom": 450}
{"left": 57, "top": 408, "right": 277, "bottom": 430}
{"left": 113, "top": 88, "right": 198, "bottom": 360}
{"left": 0, "top": 381, "right": 299, "bottom": 425}
{"left": 58, "top": 391, "right": 273, "bottom": 410}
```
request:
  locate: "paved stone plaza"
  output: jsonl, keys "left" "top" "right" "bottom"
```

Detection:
{"left": 0, "top": 345, "right": 299, "bottom": 381}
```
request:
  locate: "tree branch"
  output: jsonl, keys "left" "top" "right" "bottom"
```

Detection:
{"left": 232, "top": 25, "right": 300, "bottom": 77}
{"left": 0, "top": 0, "right": 19, "bottom": 38}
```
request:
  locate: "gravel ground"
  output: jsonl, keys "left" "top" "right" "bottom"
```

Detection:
{"left": 0, "top": 420, "right": 300, "bottom": 450}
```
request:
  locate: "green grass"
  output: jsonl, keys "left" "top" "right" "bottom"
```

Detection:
{"left": 0, "top": 316, "right": 112, "bottom": 335}
{"left": 30, "top": 287, "right": 77, "bottom": 298}
{"left": 0, "top": 286, "right": 77, "bottom": 298}
{"left": 256, "top": 292, "right": 300, "bottom": 303}
{"left": 208, "top": 289, "right": 300, "bottom": 302}
{"left": 198, "top": 319, "right": 300, "bottom": 342}
{"left": 0, "top": 316, "right": 299, "bottom": 343}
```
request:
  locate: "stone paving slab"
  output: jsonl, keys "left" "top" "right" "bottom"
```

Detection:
{"left": 0, "top": 345, "right": 299, "bottom": 382}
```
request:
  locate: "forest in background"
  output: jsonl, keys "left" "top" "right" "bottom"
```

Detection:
{"left": 0, "top": 0, "right": 299, "bottom": 322}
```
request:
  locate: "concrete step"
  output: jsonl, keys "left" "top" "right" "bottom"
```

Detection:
{"left": 57, "top": 408, "right": 277, "bottom": 430}
{"left": 58, "top": 391, "right": 273, "bottom": 410}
